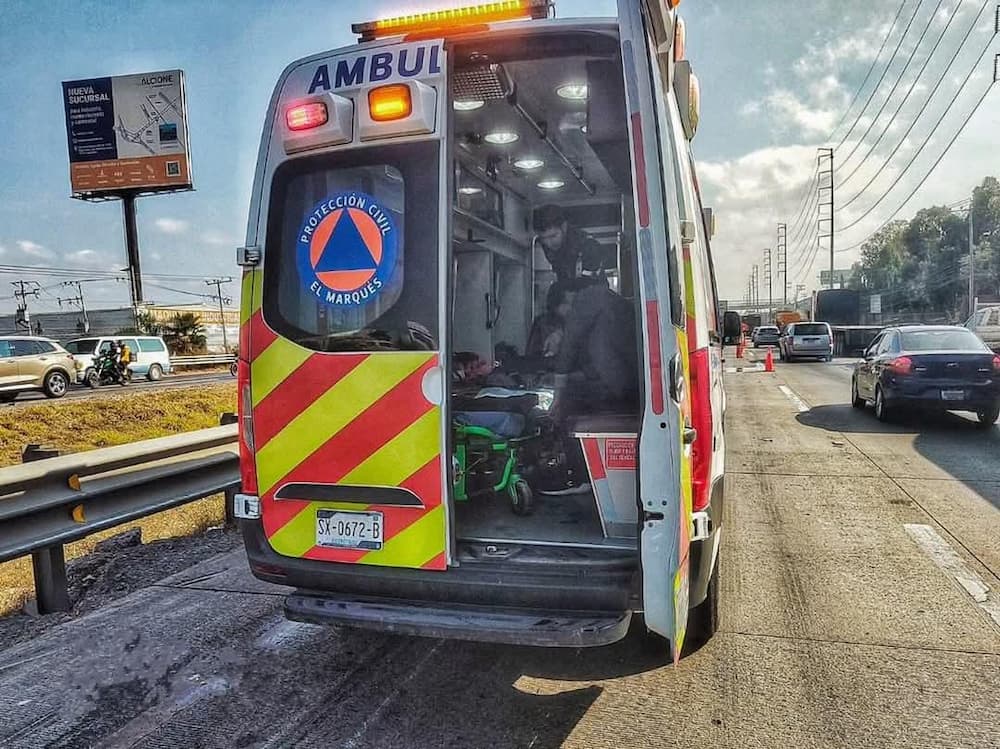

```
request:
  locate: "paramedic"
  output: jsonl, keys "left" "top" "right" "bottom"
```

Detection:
{"left": 526, "top": 280, "right": 574, "bottom": 362}
{"left": 533, "top": 204, "right": 613, "bottom": 284}
{"left": 552, "top": 250, "right": 639, "bottom": 418}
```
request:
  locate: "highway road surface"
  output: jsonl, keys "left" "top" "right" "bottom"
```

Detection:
{"left": 0, "top": 350, "right": 997, "bottom": 747}
{"left": 3, "top": 371, "right": 233, "bottom": 407}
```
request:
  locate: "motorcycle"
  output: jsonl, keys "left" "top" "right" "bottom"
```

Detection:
{"left": 86, "top": 352, "right": 132, "bottom": 388}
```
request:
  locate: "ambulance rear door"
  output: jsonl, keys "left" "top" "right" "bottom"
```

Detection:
{"left": 617, "top": 0, "right": 693, "bottom": 660}
{"left": 243, "top": 40, "right": 452, "bottom": 572}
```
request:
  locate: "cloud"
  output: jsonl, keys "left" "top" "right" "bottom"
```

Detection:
{"left": 202, "top": 230, "right": 236, "bottom": 247}
{"left": 16, "top": 239, "right": 53, "bottom": 259}
{"left": 154, "top": 217, "right": 189, "bottom": 234}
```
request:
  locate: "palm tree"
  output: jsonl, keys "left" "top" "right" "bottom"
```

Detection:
{"left": 163, "top": 312, "right": 207, "bottom": 354}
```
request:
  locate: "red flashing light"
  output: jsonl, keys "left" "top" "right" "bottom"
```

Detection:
{"left": 286, "top": 101, "right": 328, "bottom": 132}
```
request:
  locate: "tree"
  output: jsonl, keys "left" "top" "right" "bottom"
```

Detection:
{"left": 162, "top": 312, "right": 207, "bottom": 354}
{"left": 850, "top": 177, "right": 1000, "bottom": 316}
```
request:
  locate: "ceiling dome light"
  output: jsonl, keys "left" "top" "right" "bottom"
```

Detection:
{"left": 458, "top": 186, "right": 483, "bottom": 195}
{"left": 513, "top": 157, "right": 544, "bottom": 170}
{"left": 556, "top": 83, "right": 589, "bottom": 100}
{"left": 485, "top": 130, "right": 519, "bottom": 145}
{"left": 453, "top": 99, "right": 485, "bottom": 112}
{"left": 537, "top": 179, "right": 565, "bottom": 190}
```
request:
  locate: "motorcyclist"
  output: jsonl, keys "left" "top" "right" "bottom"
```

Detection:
{"left": 117, "top": 340, "right": 132, "bottom": 380}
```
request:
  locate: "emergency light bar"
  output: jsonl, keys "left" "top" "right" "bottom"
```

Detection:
{"left": 352, "top": 0, "right": 553, "bottom": 42}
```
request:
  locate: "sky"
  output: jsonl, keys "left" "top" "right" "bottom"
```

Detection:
{"left": 0, "top": 0, "right": 997, "bottom": 316}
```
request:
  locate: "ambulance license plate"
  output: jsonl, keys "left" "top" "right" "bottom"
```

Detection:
{"left": 316, "top": 510, "right": 383, "bottom": 550}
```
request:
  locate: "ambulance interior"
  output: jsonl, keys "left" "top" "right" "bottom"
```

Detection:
{"left": 448, "top": 32, "right": 643, "bottom": 551}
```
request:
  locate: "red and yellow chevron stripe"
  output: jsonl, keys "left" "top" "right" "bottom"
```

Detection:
{"left": 239, "top": 269, "right": 446, "bottom": 571}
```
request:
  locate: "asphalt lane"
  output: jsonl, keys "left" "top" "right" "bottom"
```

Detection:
{"left": 2, "top": 371, "right": 233, "bottom": 407}
{"left": 0, "top": 352, "right": 997, "bottom": 747}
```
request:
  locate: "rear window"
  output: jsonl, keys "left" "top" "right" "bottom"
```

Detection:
{"left": 35, "top": 341, "right": 56, "bottom": 353}
{"left": 262, "top": 142, "right": 439, "bottom": 352}
{"left": 138, "top": 338, "right": 166, "bottom": 353}
{"left": 65, "top": 339, "right": 99, "bottom": 355}
{"left": 793, "top": 324, "right": 829, "bottom": 336}
{"left": 758, "top": 327, "right": 779, "bottom": 333}
{"left": 901, "top": 329, "right": 987, "bottom": 351}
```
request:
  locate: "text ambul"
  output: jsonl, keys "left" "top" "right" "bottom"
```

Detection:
{"left": 308, "top": 45, "right": 442, "bottom": 94}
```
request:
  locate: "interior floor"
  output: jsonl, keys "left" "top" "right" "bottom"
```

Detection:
{"left": 455, "top": 491, "right": 636, "bottom": 550}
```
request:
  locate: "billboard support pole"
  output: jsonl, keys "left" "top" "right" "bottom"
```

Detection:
{"left": 121, "top": 193, "right": 143, "bottom": 324}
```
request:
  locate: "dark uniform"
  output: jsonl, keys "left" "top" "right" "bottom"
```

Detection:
{"left": 543, "top": 227, "right": 614, "bottom": 285}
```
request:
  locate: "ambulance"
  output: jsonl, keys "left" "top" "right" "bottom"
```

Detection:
{"left": 235, "top": 0, "right": 725, "bottom": 661}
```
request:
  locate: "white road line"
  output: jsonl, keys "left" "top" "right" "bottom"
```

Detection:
{"left": 904, "top": 523, "right": 1000, "bottom": 630}
{"left": 778, "top": 384, "right": 810, "bottom": 412}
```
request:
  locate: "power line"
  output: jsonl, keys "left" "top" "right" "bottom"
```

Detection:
{"left": 838, "top": 0, "right": 997, "bottom": 206}
{"left": 835, "top": 0, "right": 950, "bottom": 171}
{"left": 833, "top": 0, "right": 928, "bottom": 152}
{"left": 834, "top": 52, "right": 999, "bottom": 242}
{"left": 784, "top": 167, "right": 821, "bottom": 263}
{"left": 826, "top": 0, "right": 912, "bottom": 142}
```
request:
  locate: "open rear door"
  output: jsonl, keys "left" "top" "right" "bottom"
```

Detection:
{"left": 244, "top": 41, "right": 451, "bottom": 572}
{"left": 617, "top": 0, "right": 693, "bottom": 661}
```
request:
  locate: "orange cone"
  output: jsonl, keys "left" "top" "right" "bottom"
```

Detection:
{"left": 764, "top": 347, "right": 775, "bottom": 372}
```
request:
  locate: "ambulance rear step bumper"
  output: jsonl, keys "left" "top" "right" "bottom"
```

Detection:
{"left": 285, "top": 592, "right": 633, "bottom": 647}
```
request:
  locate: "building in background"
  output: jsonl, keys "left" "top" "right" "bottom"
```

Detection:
{"left": 0, "top": 303, "right": 238, "bottom": 352}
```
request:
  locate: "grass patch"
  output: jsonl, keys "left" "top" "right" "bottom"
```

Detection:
{"left": 0, "top": 384, "right": 237, "bottom": 615}
{"left": 0, "top": 384, "right": 236, "bottom": 467}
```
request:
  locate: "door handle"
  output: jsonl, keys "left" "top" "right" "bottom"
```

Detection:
{"left": 668, "top": 353, "right": 685, "bottom": 404}
{"left": 683, "top": 427, "right": 697, "bottom": 445}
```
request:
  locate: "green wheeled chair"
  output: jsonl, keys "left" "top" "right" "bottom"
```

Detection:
{"left": 452, "top": 419, "right": 537, "bottom": 516}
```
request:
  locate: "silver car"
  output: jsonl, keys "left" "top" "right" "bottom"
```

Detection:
{"left": 780, "top": 322, "right": 833, "bottom": 362}
{"left": 752, "top": 325, "right": 780, "bottom": 347}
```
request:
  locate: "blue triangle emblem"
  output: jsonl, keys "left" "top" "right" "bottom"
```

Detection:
{"left": 315, "top": 211, "right": 377, "bottom": 272}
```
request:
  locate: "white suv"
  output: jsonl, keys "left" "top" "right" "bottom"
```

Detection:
{"left": 64, "top": 336, "right": 172, "bottom": 382}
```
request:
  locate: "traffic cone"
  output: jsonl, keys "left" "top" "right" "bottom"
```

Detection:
{"left": 764, "top": 347, "right": 775, "bottom": 372}
{"left": 736, "top": 337, "right": 744, "bottom": 359}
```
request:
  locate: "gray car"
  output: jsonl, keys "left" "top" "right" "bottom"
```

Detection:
{"left": 780, "top": 322, "right": 834, "bottom": 362}
{"left": 752, "top": 325, "right": 780, "bottom": 347}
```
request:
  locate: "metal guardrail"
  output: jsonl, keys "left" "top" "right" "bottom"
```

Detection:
{"left": 172, "top": 354, "right": 236, "bottom": 368}
{"left": 0, "top": 421, "right": 239, "bottom": 613}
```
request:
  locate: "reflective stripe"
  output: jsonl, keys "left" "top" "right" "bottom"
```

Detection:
{"left": 251, "top": 337, "right": 312, "bottom": 406}
{"left": 256, "top": 353, "right": 429, "bottom": 494}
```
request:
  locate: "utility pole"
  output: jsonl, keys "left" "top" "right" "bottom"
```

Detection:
{"left": 58, "top": 281, "right": 90, "bottom": 334}
{"left": 818, "top": 147, "right": 835, "bottom": 289}
{"left": 763, "top": 248, "right": 773, "bottom": 322}
{"left": 206, "top": 277, "right": 234, "bottom": 351}
{"left": 777, "top": 223, "right": 788, "bottom": 306}
{"left": 12, "top": 281, "right": 40, "bottom": 334}
{"left": 752, "top": 264, "right": 760, "bottom": 313}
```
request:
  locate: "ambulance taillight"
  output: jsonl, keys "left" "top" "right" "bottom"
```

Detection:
{"left": 352, "top": 0, "right": 552, "bottom": 41}
{"left": 238, "top": 368, "right": 258, "bottom": 495}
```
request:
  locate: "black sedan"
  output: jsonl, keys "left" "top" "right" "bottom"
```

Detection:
{"left": 851, "top": 325, "right": 1000, "bottom": 426}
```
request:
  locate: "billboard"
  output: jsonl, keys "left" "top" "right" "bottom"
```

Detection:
{"left": 62, "top": 70, "right": 192, "bottom": 196}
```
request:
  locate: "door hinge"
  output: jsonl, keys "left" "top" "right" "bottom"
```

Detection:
{"left": 236, "top": 246, "right": 262, "bottom": 267}
{"left": 691, "top": 511, "right": 712, "bottom": 541}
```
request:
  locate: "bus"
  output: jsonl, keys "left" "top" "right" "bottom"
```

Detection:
{"left": 234, "top": 0, "right": 725, "bottom": 662}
